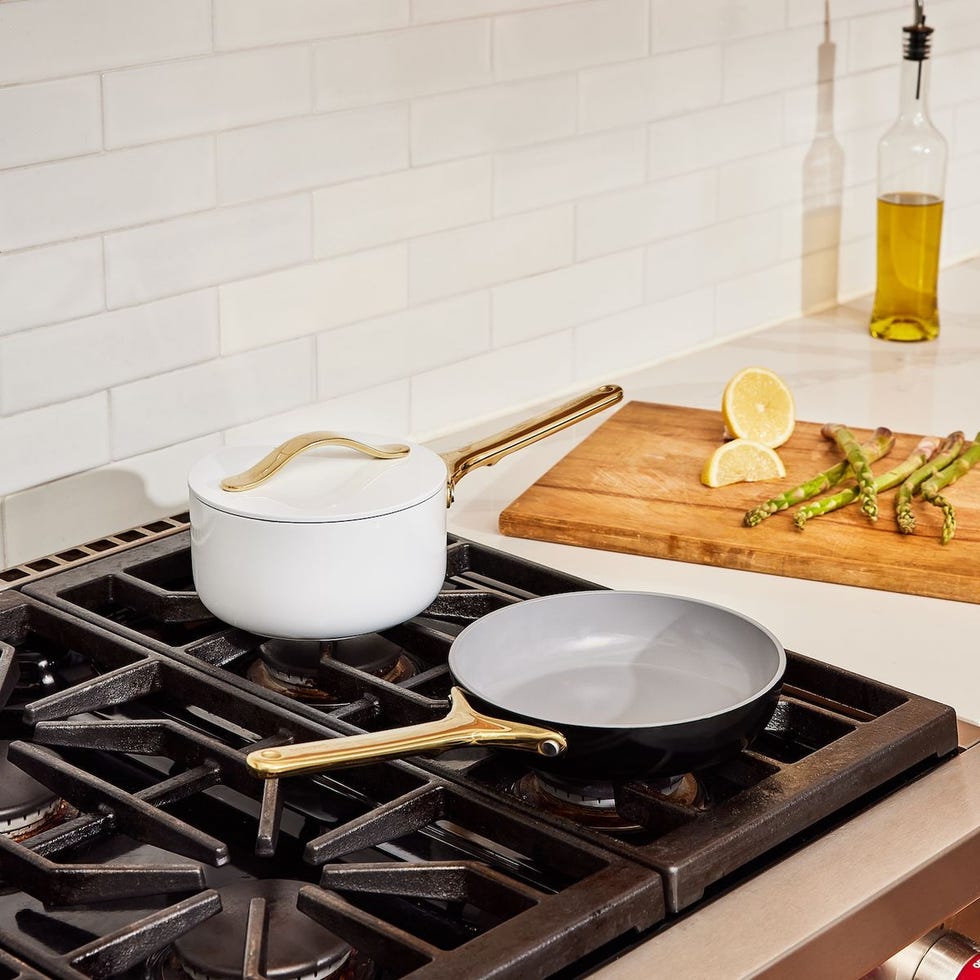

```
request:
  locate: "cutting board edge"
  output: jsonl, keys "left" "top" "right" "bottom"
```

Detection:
{"left": 498, "top": 511, "right": 980, "bottom": 605}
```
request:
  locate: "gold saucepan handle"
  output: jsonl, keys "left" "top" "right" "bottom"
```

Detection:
{"left": 245, "top": 687, "right": 567, "bottom": 778}
{"left": 221, "top": 432, "right": 411, "bottom": 492}
{"left": 439, "top": 384, "right": 623, "bottom": 504}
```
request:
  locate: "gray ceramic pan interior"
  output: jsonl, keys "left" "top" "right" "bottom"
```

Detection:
{"left": 449, "top": 591, "right": 786, "bottom": 730}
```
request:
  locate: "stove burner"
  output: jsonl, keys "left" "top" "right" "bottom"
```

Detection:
{"left": 512, "top": 772, "right": 643, "bottom": 833}
{"left": 0, "top": 740, "right": 65, "bottom": 838}
{"left": 512, "top": 771, "right": 707, "bottom": 833}
{"left": 250, "top": 637, "right": 415, "bottom": 703}
{"left": 167, "top": 879, "right": 375, "bottom": 980}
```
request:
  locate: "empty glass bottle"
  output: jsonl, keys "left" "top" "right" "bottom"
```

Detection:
{"left": 869, "top": 1, "right": 947, "bottom": 342}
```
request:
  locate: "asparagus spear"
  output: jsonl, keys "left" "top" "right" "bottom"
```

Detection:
{"left": 895, "top": 430, "right": 965, "bottom": 534}
{"left": 821, "top": 423, "right": 882, "bottom": 522}
{"left": 920, "top": 432, "right": 980, "bottom": 544}
{"left": 743, "top": 427, "right": 894, "bottom": 527}
{"left": 794, "top": 435, "right": 941, "bottom": 529}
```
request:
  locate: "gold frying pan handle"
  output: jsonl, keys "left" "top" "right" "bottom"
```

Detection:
{"left": 245, "top": 687, "right": 567, "bottom": 778}
{"left": 221, "top": 432, "right": 411, "bottom": 492}
{"left": 439, "top": 384, "right": 623, "bottom": 504}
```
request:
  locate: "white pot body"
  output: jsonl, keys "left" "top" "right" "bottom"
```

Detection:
{"left": 189, "top": 490, "right": 448, "bottom": 639}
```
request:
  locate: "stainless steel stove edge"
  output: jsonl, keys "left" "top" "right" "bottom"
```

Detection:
{"left": 594, "top": 740, "right": 980, "bottom": 980}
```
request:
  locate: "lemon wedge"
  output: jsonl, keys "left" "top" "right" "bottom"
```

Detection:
{"left": 721, "top": 367, "right": 795, "bottom": 448}
{"left": 701, "top": 438, "right": 786, "bottom": 488}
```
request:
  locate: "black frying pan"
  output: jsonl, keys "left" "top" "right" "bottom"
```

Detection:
{"left": 245, "top": 592, "right": 786, "bottom": 781}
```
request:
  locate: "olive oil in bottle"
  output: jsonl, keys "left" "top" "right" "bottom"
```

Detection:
{"left": 869, "top": 1, "right": 947, "bottom": 343}
{"left": 870, "top": 192, "right": 943, "bottom": 341}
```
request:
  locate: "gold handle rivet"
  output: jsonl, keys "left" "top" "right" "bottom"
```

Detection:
{"left": 258, "top": 749, "right": 282, "bottom": 760}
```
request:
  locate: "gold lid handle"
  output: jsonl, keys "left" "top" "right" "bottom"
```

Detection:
{"left": 245, "top": 687, "right": 566, "bottom": 778}
{"left": 440, "top": 384, "right": 623, "bottom": 504}
{"left": 221, "top": 431, "right": 411, "bottom": 492}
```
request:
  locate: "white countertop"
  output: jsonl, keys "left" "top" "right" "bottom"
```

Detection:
{"left": 441, "top": 257, "right": 980, "bottom": 725}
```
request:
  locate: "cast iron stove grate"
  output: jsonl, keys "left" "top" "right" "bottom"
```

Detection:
{"left": 22, "top": 533, "right": 960, "bottom": 913}
{"left": 0, "top": 591, "right": 663, "bottom": 979}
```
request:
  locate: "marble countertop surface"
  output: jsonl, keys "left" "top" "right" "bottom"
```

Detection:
{"left": 440, "top": 257, "right": 980, "bottom": 724}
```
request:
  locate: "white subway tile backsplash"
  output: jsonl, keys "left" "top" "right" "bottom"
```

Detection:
{"left": 953, "top": 100, "right": 980, "bottom": 156}
{"left": 493, "top": 128, "right": 646, "bottom": 216}
{"left": 411, "top": 75, "right": 577, "bottom": 164}
{"left": 213, "top": 0, "right": 408, "bottom": 50}
{"left": 0, "top": 291, "right": 218, "bottom": 414}
{"left": 313, "top": 157, "right": 492, "bottom": 258}
{"left": 787, "top": 0, "right": 900, "bottom": 28}
{"left": 651, "top": 0, "right": 785, "bottom": 52}
{"left": 573, "top": 287, "right": 715, "bottom": 378}
{"left": 410, "top": 333, "right": 574, "bottom": 435}
{"left": 942, "top": 201, "right": 980, "bottom": 267}
{"left": 579, "top": 48, "right": 723, "bottom": 134}
{"left": 947, "top": 152, "right": 980, "bottom": 208}
{"left": 413, "top": 0, "right": 570, "bottom": 22}
{"left": 931, "top": 0, "right": 980, "bottom": 56}
{"left": 110, "top": 339, "right": 314, "bottom": 458}
{"left": 838, "top": 235, "right": 876, "bottom": 299}
{"left": 0, "top": 137, "right": 214, "bottom": 252}
{"left": 103, "top": 48, "right": 313, "bottom": 149}
{"left": 493, "top": 0, "right": 648, "bottom": 81}
{"left": 0, "top": 239, "right": 104, "bottom": 336}
{"left": 225, "top": 379, "right": 410, "bottom": 445}
{"left": 716, "top": 259, "right": 802, "bottom": 336}
{"left": 0, "top": 0, "right": 210, "bottom": 85}
{"left": 0, "top": 394, "right": 110, "bottom": 497}
{"left": 839, "top": 182, "right": 877, "bottom": 246}
{"left": 0, "top": 76, "right": 100, "bottom": 169}
{"left": 780, "top": 201, "right": 847, "bottom": 264}
{"left": 217, "top": 105, "right": 408, "bottom": 205}
{"left": 314, "top": 21, "right": 491, "bottom": 111}
{"left": 104, "top": 196, "right": 311, "bottom": 308}
{"left": 2, "top": 434, "right": 221, "bottom": 566}
{"left": 409, "top": 206, "right": 574, "bottom": 304}
{"left": 932, "top": 48, "right": 980, "bottom": 111}
{"left": 839, "top": 126, "right": 879, "bottom": 188}
{"left": 783, "top": 68, "right": 896, "bottom": 144}
{"left": 644, "top": 211, "right": 783, "bottom": 302}
{"left": 317, "top": 292, "right": 490, "bottom": 398}
{"left": 717, "top": 145, "right": 809, "bottom": 222}
{"left": 723, "top": 24, "right": 848, "bottom": 104}
{"left": 219, "top": 246, "right": 407, "bottom": 354}
{"left": 648, "top": 95, "right": 783, "bottom": 180}
{"left": 492, "top": 251, "right": 644, "bottom": 347}
{"left": 576, "top": 170, "right": 717, "bottom": 259}
{"left": 846, "top": 10, "right": 904, "bottom": 74}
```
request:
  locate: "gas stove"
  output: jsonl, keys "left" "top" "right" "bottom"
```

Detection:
{"left": 0, "top": 518, "right": 960, "bottom": 978}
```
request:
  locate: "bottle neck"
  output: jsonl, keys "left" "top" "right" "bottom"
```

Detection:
{"left": 898, "top": 57, "right": 932, "bottom": 121}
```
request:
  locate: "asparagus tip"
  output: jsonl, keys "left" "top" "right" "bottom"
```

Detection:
{"left": 897, "top": 513, "right": 916, "bottom": 534}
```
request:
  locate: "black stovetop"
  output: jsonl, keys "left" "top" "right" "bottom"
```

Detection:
{"left": 0, "top": 529, "right": 959, "bottom": 978}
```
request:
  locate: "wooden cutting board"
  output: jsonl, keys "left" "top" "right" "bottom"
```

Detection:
{"left": 499, "top": 402, "right": 980, "bottom": 604}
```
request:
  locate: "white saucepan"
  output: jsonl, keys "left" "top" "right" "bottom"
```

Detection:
{"left": 187, "top": 385, "right": 622, "bottom": 639}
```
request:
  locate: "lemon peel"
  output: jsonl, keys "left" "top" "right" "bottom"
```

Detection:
{"left": 701, "top": 439, "right": 786, "bottom": 488}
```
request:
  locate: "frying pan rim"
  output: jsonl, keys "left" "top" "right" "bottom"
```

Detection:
{"left": 448, "top": 590, "right": 787, "bottom": 731}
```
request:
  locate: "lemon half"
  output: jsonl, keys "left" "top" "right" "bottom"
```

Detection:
{"left": 721, "top": 367, "right": 795, "bottom": 449}
{"left": 701, "top": 438, "right": 786, "bottom": 488}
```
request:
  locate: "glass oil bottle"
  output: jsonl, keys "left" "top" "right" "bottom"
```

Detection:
{"left": 869, "top": 1, "right": 947, "bottom": 342}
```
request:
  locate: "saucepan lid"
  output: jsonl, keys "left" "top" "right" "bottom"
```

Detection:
{"left": 188, "top": 433, "right": 448, "bottom": 524}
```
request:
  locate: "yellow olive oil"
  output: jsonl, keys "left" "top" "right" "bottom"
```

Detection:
{"left": 870, "top": 192, "right": 943, "bottom": 342}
